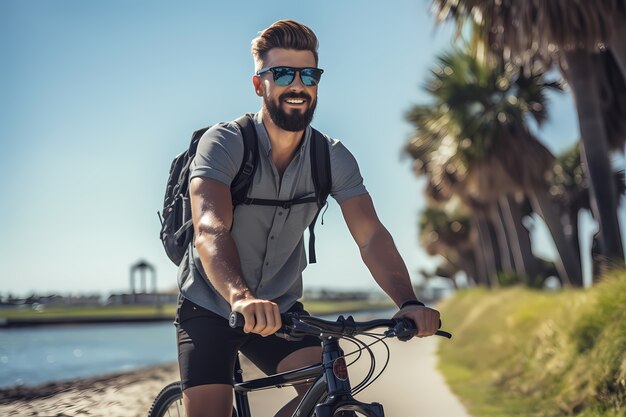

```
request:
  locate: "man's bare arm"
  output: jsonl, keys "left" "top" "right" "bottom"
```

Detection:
{"left": 340, "top": 194, "right": 440, "bottom": 336}
{"left": 189, "top": 177, "right": 280, "bottom": 335}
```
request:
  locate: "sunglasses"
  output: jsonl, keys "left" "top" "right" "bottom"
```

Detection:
{"left": 256, "top": 66, "right": 324, "bottom": 86}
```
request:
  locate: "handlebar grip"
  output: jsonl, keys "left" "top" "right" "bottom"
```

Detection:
{"left": 229, "top": 311, "right": 303, "bottom": 341}
{"left": 436, "top": 320, "right": 452, "bottom": 338}
{"left": 393, "top": 318, "right": 453, "bottom": 340}
{"left": 435, "top": 330, "right": 452, "bottom": 339}
{"left": 229, "top": 311, "right": 245, "bottom": 328}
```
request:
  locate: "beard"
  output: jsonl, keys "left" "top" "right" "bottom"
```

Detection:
{"left": 265, "top": 92, "right": 317, "bottom": 132}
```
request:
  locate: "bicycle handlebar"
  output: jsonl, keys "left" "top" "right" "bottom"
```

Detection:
{"left": 229, "top": 311, "right": 452, "bottom": 341}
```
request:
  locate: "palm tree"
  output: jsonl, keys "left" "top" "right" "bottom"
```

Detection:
{"left": 416, "top": 159, "right": 554, "bottom": 287}
{"left": 418, "top": 206, "right": 483, "bottom": 285}
{"left": 405, "top": 49, "right": 583, "bottom": 286}
{"left": 410, "top": 156, "right": 496, "bottom": 285}
{"left": 431, "top": 0, "right": 626, "bottom": 266}
{"left": 406, "top": 106, "right": 503, "bottom": 286}
{"left": 550, "top": 144, "right": 626, "bottom": 278}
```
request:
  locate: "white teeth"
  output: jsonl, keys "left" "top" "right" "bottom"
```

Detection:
{"left": 286, "top": 99, "right": 305, "bottom": 104}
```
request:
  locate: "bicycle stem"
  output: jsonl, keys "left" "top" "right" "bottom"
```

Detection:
{"left": 322, "top": 336, "right": 351, "bottom": 395}
{"left": 316, "top": 336, "right": 385, "bottom": 417}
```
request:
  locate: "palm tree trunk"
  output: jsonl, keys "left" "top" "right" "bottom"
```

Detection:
{"left": 567, "top": 206, "right": 582, "bottom": 267}
{"left": 471, "top": 239, "right": 488, "bottom": 286}
{"left": 609, "top": 23, "right": 626, "bottom": 82}
{"left": 564, "top": 49, "right": 625, "bottom": 265}
{"left": 489, "top": 202, "right": 514, "bottom": 274}
{"left": 499, "top": 195, "right": 540, "bottom": 280}
{"left": 486, "top": 216, "right": 504, "bottom": 276}
{"left": 474, "top": 212, "right": 499, "bottom": 287}
{"left": 498, "top": 200, "right": 517, "bottom": 273}
{"left": 459, "top": 250, "right": 478, "bottom": 285}
{"left": 528, "top": 188, "right": 582, "bottom": 287}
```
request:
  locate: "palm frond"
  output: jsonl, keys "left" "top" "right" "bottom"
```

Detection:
{"left": 430, "top": 0, "right": 626, "bottom": 68}
{"left": 405, "top": 47, "right": 560, "bottom": 199}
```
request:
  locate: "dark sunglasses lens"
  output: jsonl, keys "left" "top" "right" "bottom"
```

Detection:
{"left": 300, "top": 68, "right": 322, "bottom": 86}
{"left": 272, "top": 67, "right": 296, "bottom": 86}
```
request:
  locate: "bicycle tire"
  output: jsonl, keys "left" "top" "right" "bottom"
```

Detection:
{"left": 295, "top": 375, "right": 329, "bottom": 417}
{"left": 148, "top": 382, "right": 238, "bottom": 417}
{"left": 148, "top": 382, "right": 185, "bottom": 417}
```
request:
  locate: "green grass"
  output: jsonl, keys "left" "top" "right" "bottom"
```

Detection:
{"left": 0, "top": 299, "right": 395, "bottom": 321}
{"left": 437, "top": 271, "right": 626, "bottom": 417}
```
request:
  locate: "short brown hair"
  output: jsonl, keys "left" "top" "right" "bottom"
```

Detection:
{"left": 251, "top": 20, "right": 319, "bottom": 70}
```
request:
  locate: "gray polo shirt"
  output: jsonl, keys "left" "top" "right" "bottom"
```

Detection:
{"left": 178, "top": 111, "right": 368, "bottom": 318}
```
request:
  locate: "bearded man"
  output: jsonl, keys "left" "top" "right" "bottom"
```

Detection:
{"left": 175, "top": 19, "right": 441, "bottom": 417}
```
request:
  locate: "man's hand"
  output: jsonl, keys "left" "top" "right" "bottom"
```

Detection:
{"left": 393, "top": 305, "right": 441, "bottom": 337}
{"left": 231, "top": 298, "right": 282, "bottom": 336}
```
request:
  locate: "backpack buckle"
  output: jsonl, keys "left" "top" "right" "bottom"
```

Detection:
{"left": 281, "top": 201, "right": 293, "bottom": 209}
{"left": 242, "top": 162, "right": 254, "bottom": 176}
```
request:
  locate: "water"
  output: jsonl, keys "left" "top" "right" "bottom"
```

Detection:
{"left": 0, "top": 309, "right": 399, "bottom": 389}
{"left": 0, "top": 322, "right": 178, "bottom": 388}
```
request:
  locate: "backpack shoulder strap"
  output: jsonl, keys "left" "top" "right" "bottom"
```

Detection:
{"left": 307, "top": 128, "right": 332, "bottom": 263}
{"left": 231, "top": 114, "right": 258, "bottom": 205}
{"left": 310, "top": 128, "right": 332, "bottom": 205}
{"left": 189, "top": 126, "right": 211, "bottom": 154}
{"left": 177, "top": 126, "right": 211, "bottom": 189}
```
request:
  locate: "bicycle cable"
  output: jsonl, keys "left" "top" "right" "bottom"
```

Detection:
{"left": 335, "top": 331, "right": 395, "bottom": 396}
{"left": 352, "top": 333, "right": 391, "bottom": 395}
{"left": 339, "top": 335, "right": 364, "bottom": 367}
{"left": 253, "top": 324, "right": 406, "bottom": 394}
{"left": 353, "top": 333, "right": 392, "bottom": 395}
{"left": 339, "top": 334, "right": 376, "bottom": 395}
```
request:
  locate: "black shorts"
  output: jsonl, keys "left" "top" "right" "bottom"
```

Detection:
{"left": 176, "top": 297, "right": 320, "bottom": 390}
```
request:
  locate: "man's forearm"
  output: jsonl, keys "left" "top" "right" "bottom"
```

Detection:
{"left": 359, "top": 226, "right": 419, "bottom": 306}
{"left": 194, "top": 228, "right": 252, "bottom": 305}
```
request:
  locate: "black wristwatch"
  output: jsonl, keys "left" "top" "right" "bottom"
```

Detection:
{"left": 400, "top": 300, "right": 425, "bottom": 309}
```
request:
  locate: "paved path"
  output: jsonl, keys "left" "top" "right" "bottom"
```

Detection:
{"left": 247, "top": 336, "right": 472, "bottom": 417}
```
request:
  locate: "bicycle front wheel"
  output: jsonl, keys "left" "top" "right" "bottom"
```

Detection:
{"left": 149, "top": 382, "right": 239, "bottom": 417}
{"left": 149, "top": 382, "right": 185, "bottom": 417}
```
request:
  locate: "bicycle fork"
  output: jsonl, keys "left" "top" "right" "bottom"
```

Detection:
{"left": 314, "top": 336, "right": 384, "bottom": 417}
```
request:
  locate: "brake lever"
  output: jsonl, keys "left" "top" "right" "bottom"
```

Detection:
{"left": 288, "top": 319, "right": 324, "bottom": 338}
{"left": 386, "top": 319, "right": 416, "bottom": 342}
{"left": 275, "top": 330, "right": 305, "bottom": 342}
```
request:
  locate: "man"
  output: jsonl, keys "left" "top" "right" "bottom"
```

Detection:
{"left": 176, "top": 19, "right": 441, "bottom": 417}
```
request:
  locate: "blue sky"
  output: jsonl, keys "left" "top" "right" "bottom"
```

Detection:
{"left": 1, "top": 0, "right": 622, "bottom": 296}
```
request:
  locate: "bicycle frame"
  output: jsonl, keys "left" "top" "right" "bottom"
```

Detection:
{"left": 232, "top": 335, "right": 385, "bottom": 417}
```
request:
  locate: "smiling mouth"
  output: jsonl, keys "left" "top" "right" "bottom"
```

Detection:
{"left": 284, "top": 98, "right": 306, "bottom": 105}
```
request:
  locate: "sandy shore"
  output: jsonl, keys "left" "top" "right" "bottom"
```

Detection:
{"left": 0, "top": 356, "right": 277, "bottom": 417}
{"left": 0, "top": 338, "right": 471, "bottom": 417}
{"left": 0, "top": 363, "right": 181, "bottom": 417}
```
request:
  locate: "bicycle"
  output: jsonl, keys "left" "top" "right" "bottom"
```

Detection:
{"left": 148, "top": 311, "right": 452, "bottom": 417}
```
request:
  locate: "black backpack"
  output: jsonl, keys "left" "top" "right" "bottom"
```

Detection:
{"left": 158, "top": 114, "right": 331, "bottom": 266}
